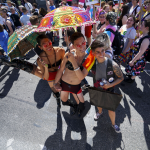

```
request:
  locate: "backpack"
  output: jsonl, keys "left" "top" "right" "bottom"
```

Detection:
{"left": 106, "top": 28, "right": 124, "bottom": 55}
{"left": 91, "top": 58, "right": 115, "bottom": 90}
{"left": 139, "top": 36, "right": 150, "bottom": 62}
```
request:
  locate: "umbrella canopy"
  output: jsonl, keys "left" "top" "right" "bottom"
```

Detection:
{"left": 8, "top": 25, "right": 41, "bottom": 60}
{"left": 35, "top": 6, "right": 95, "bottom": 32}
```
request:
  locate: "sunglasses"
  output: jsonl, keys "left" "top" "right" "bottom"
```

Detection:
{"left": 76, "top": 41, "right": 86, "bottom": 48}
{"left": 43, "top": 41, "right": 52, "bottom": 48}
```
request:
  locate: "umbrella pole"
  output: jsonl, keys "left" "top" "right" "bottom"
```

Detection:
{"left": 65, "top": 29, "right": 70, "bottom": 52}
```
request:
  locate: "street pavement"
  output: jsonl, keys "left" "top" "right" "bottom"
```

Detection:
{"left": 0, "top": 34, "right": 150, "bottom": 150}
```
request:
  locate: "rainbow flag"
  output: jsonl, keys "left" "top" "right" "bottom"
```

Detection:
{"left": 82, "top": 47, "right": 95, "bottom": 72}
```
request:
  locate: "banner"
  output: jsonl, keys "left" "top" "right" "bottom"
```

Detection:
{"left": 86, "top": 0, "right": 99, "bottom": 5}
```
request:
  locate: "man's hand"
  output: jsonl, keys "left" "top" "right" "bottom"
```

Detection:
{"left": 100, "top": 81, "right": 111, "bottom": 89}
{"left": 54, "top": 82, "right": 62, "bottom": 92}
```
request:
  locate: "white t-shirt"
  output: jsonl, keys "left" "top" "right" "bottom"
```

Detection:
{"left": 119, "top": 25, "right": 136, "bottom": 52}
{"left": 25, "top": 2, "right": 33, "bottom": 14}
{"left": 0, "top": 16, "right": 5, "bottom": 25}
{"left": 129, "top": 5, "right": 140, "bottom": 16}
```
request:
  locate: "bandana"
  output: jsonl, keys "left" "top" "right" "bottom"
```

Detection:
{"left": 99, "top": 10, "right": 106, "bottom": 16}
{"left": 106, "top": 12, "right": 117, "bottom": 26}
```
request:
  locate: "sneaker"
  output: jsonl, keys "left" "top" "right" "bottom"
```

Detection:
{"left": 112, "top": 125, "right": 121, "bottom": 133}
{"left": 94, "top": 111, "right": 103, "bottom": 121}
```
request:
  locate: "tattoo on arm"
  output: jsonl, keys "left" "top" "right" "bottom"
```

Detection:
{"left": 113, "top": 62, "right": 123, "bottom": 79}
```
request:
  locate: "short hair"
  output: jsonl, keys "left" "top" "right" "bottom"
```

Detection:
{"left": 30, "top": 15, "right": 38, "bottom": 25}
{"left": 72, "top": 0, "right": 78, "bottom": 4}
{"left": 145, "top": 0, "right": 150, "bottom": 4}
{"left": 66, "top": 28, "right": 75, "bottom": 38}
{"left": 22, "top": 7, "right": 27, "bottom": 13}
{"left": 91, "top": 40, "right": 105, "bottom": 52}
{"left": 0, "top": 24, "right": 4, "bottom": 32}
{"left": 36, "top": 34, "right": 49, "bottom": 46}
{"left": 108, "top": 1, "right": 114, "bottom": 6}
{"left": 70, "top": 32, "right": 85, "bottom": 44}
{"left": 33, "top": 3, "right": 37, "bottom": 8}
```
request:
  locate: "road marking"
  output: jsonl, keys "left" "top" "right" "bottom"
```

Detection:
{"left": 6, "top": 138, "right": 14, "bottom": 150}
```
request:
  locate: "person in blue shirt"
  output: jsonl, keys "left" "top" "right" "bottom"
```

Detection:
{"left": 46, "top": 0, "right": 56, "bottom": 12}
{"left": 0, "top": 24, "right": 9, "bottom": 55}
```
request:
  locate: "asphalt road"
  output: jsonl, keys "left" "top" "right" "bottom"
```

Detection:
{"left": 0, "top": 34, "right": 150, "bottom": 150}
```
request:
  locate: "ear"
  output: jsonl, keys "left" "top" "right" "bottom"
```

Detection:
{"left": 38, "top": 45, "right": 42, "bottom": 49}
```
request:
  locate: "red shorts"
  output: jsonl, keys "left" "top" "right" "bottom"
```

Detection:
{"left": 61, "top": 80, "right": 82, "bottom": 94}
{"left": 46, "top": 71, "right": 57, "bottom": 82}
{"left": 85, "top": 25, "right": 92, "bottom": 38}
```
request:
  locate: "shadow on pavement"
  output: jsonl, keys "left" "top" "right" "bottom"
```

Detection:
{"left": 43, "top": 108, "right": 91, "bottom": 150}
{"left": 119, "top": 68, "right": 150, "bottom": 150}
{"left": 34, "top": 79, "right": 52, "bottom": 109}
{"left": 92, "top": 108, "right": 124, "bottom": 150}
{"left": 0, "top": 68, "right": 20, "bottom": 98}
{"left": 0, "top": 66, "right": 10, "bottom": 77}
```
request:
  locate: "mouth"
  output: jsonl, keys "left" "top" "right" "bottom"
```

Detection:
{"left": 47, "top": 47, "right": 52, "bottom": 51}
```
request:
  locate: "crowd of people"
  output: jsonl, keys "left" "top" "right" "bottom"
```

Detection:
{"left": 0, "top": 0, "right": 150, "bottom": 133}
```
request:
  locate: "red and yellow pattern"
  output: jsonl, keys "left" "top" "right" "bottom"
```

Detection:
{"left": 82, "top": 50, "right": 95, "bottom": 72}
{"left": 36, "top": 6, "right": 95, "bottom": 32}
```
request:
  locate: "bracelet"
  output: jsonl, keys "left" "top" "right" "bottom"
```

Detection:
{"left": 74, "top": 67, "right": 80, "bottom": 71}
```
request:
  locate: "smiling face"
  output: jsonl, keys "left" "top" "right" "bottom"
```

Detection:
{"left": 99, "top": 14, "right": 106, "bottom": 24}
{"left": 92, "top": 47, "right": 105, "bottom": 60}
{"left": 39, "top": 38, "right": 53, "bottom": 52}
{"left": 104, "top": 6, "right": 110, "bottom": 13}
{"left": 126, "top": 16, "right": 135, "bottom": 28}
{"left": 73, "top": 37, "right": 86, "bottom": 53}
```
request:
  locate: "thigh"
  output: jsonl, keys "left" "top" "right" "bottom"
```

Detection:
{"left": 72, "top": 92, "right": 84, "bottom": 104}
{"left": 61, "top": 91, "right": 70, "bottom": 102}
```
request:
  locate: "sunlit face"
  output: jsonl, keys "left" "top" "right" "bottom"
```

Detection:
{"left": 0, "top": 10, "right": 5, "bottom": 18}
{"left": 126, "top": 17, "right": 134, "bottom": 28}
{"left": 104, "top": 6, "right": 110, "bottom": 13}
{"left": 99, "top": 14, "right": 106, "bottom": 23}
{"left": 92, "top": 47, "right": 105, "bottom": 60}
{"left": 73, "top": 37, "right": 86, "bottom": 53}
{"left": 140, "top": 21, "right": 148, "bottom": 32}
{"left": 146, "top": 3, "right": 150, "bottom": 11}
{"left": 39, "top": 38, "right": 53, "bottom": 52}
{"left": 7, "top": 2, "right": 12, "bottom": 7}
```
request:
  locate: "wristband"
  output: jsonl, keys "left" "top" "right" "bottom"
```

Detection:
{"left": 74, "top": 67, "right": 80, "bottom": 71}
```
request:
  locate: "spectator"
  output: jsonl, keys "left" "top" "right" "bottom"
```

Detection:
{"left": 107, "top": 1, "right": 115, "bottom": 12}
{"left": 78, "top": 2, "right": 85, "bottom": 10}
{"left": 19, "top": 5, "right": 24, "bottom": 16}
{"left": 93, "top": 10, "right": 107, "bottom": 38}
{"left": 126, "top": 0, "right": 132, "bottom": 13}
{"left": 103, "top": 5, "right": 110, "bottom": 13}
{"left": 119, "top": 15, "right": 136, "bottom": 54}
{"left": 72, "top": 0, "right": 78, "bottom": 7}
{"left": 0, "top": 8, "right": 15, "bottom": 36}
{"left": 104, "top": 12, "right": 117, "bottom": 45}
{"left": 63, "top": 28, "right": 75, "bottom": 52}
{"left": 46, "top": 0, "right": 56, "bottom": 12}
{"left": 91, "top": 39, "right": 123, "bottom": 133}
{"left": 32, "top": 3, "right": 39, "bottom": 14}
{"left": 60, "top": 0, "right": 69, "bottom": 6}
{"left": 39, "top": 8, "right": 47, "bottom": 17}
{"left": 101, "top": 1, "right": 106, "bottom": 9}
{"left": 117, "top": 5, "right": 129, "bottom": 28}
{"left": 24, "top": 0, "right": 33, "bottom": 14}
{"left": 7, "top": 0, "right": 20, "bottom": 16}
{"left": 29, "top": 15, "right": 39, "bottom": 26}
{"left": 129, "top": 0, "right": 140, "bottom": 16}
{"left": 20, "top": 7, "right": 30, "bottom": 25}
{"left": 0, "top": 24, "right": 9, "bottom": 54}
{"left": 10, "top": 7, "right": 22, "bottom": 28}
{"left": 31, "top": 8, "right": 39, "bottom": 16}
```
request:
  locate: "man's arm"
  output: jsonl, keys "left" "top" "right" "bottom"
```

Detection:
{"left": 6, "top": 20, "right": 13, "bottom": 36}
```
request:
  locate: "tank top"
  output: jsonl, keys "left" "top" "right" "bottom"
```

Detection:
{"left": 5, "top": 18, "right": 15, "bottom": 34}
{"left": 95, "top": 57, "right": 108, "bottom": 81}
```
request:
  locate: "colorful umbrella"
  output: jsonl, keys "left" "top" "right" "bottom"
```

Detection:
{"left": 35, "top": 6, "right": 96, "bottom": 32}
{"left": 8, "top": 25, "right": 41, "bottom": 60}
